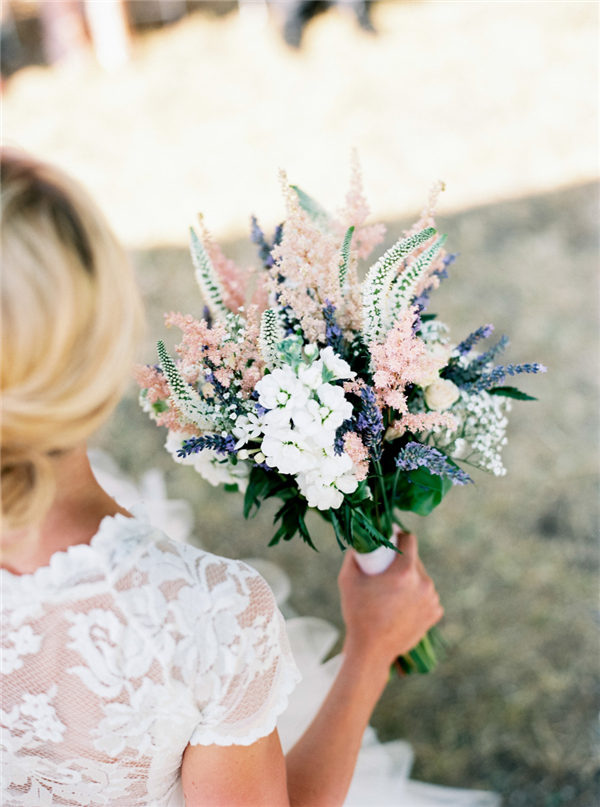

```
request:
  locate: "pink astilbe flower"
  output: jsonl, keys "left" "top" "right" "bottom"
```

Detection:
{"left": 371, "top": 308, "right": 443, "bottom": 410}
{"left": 343, "top": 378, "right": 367, "bottom": 396}
{"left": 133, "top": 364, "right": 170, "bottom": 404}
{"left": 236, "top": 305, "right": 265, "bottom": 395}
{"left": 354, "top": 223, "right": 386, "bottom": 261}
{"left": 386, "top": 412, "right": 457, "bottom": 440}
{"left": 165, "top": 311, "right": 228, "bottom": 370}
{"left": 197, "top": 215, "right": 252, "bottom": 313}
{"left": 338, "top": 150, "right": 386, "bottom": 260}
{"left": 343, "top": 432, "right": 370, "bottom": 481}
{"left": 404, "top": 181, "right": 445, "bottom": 239}
{"left": 249, "top": 271, "right": 269, "bottom": 314}
{"left": 165, "top": 307, "right": 265, "bottom": 400}
{"left": 156, "top": 409, "right": 200, "bottom": 435}
{"left": 269, "top": 171, "right": 339, "bottom": 343}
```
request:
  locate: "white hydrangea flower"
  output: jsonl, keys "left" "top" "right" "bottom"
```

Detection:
{"left": 261, "top": 429, "right": 319, "bottom": 476}
{"left": 297, "top": 474, "right": 345, "bottom": 510}
{"left": 291, "top": 383, "right": 353, "bottom": 448}
{"left": 295, "top": 447, "right": 358, "bottom": 510}
{"left": 297, "top": 359, "right": 324, "bottom": 390}
{"left": 255, "top": 366, "right": 309, "bottom": 413}
{"left": 319, "top": 346, "right": 356, "bottom": 380}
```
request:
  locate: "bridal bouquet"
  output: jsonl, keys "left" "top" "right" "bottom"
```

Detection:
{"left": 135, "top": 160, "right": 545, "bottom": 673}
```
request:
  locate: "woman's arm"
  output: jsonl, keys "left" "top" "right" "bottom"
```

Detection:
{"left": 285, "top": 529, "right": 443, "bottom": 807}
{"left": 182, "top": 530, "right": 442, "bottom": 807}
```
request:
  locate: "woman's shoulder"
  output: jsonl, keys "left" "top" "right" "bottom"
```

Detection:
{"left": 94, "top": 510, "right": 275, "bottom": 623}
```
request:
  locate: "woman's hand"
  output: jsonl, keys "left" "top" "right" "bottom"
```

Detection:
{"left": 339, "top": 528, "right": 443, "bottom": 670}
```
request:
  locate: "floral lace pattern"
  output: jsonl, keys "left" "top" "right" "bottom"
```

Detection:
{"left": 1, "top": 514, "right": 300, "bottom": 806}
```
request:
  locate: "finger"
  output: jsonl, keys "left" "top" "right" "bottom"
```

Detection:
{"left": 416, "top": 556, "right": 428, "bottom": 579}
{"left": 395, "top": 530, "right": 418, "bottom": 565}
{"left": 339, "top": 547, "right": 361, "bottom": 579}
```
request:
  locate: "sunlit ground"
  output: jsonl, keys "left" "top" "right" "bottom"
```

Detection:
{"left": 2, "top": 1, "right": 597, "bottom": 246}
{"left": 3, "top": 2, "right": 598, "bottom": 805}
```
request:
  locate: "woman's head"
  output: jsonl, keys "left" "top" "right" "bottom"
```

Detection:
{"left": 1, "top": 148, "right": 144, "bottom": 531}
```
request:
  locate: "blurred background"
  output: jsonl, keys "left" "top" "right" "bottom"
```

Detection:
{"left": 2, "top": 1, "right": 598, "bottom": 805}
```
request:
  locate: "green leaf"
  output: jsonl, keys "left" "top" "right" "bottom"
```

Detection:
{"left": 329, "top": 508, "right": 348, "bottom": 552}
{"left": 338, "top": 226, "right": 355, "bottom": 291}
{"left": 297, "top": 509, "right": 318, "bottom": 551}
{"left": 489, "top": 386, "right": 538, "bottom": 401}
{"left": 420, "top": 314, "right": 438, "bottom": 322}
{"left": 354, "top": 509, "right": 399, "bottom": 552}
{"left": 151, "top": 399, "right": 170, "bottom": 414}
{"left": 394, "top": 467, "right": 453, "bottom": 516}
{"left": 290, "top": 185, "right": 331, "bottom": 228}
{"left": 243, "top": 466, "right": 271, "bottom": 518}
{"left": 223, "top": 483, "right": 239, "bottom": 493}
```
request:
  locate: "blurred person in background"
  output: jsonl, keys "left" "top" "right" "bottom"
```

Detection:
{"left": 0, "top": 147, "right": 442, "bottom": 807}
{"left": 40, "top": 0, "right": 130, "bottom": 73}
{"left": 276, "top": 0, "right": 375, "bottom": 48}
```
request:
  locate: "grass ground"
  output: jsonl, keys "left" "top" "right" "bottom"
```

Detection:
{"left": 92, "top": 181, "right": 599, "bottom": 807}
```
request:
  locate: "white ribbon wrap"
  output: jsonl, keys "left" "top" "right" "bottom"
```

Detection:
{"left": 352, "top": 531, "right": 398, "bottom": 576}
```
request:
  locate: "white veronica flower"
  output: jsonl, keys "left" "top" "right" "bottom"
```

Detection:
{"left": 319, "top": 346, "right": 356, "bottom": 380}
{"left": 255, "top": 366, "right": 309, "bottom": 413}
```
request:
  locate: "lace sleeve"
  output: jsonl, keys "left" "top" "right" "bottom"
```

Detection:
{"left": 164, "top": 547, "right": 301, "bottom": 747}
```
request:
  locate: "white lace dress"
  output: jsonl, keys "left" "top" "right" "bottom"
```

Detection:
{"left": 1, "top": 511, "right": 301, "bottom": 807}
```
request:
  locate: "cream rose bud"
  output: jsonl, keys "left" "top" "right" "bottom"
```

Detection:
{"left": 417, "top": 367, "right": 440, "bottom": 389}
{"left": 428, "top": 342, "right": 453, "bottom": 364}
{"left": 424, "top": 378, "right": 461, "bottom": 411}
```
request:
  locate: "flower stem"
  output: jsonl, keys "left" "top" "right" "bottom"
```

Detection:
{"left": 374, "top": 460, "right": 393, "bottom": 537}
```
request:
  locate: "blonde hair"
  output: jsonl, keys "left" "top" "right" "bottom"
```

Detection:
{"left": 1, "top": 148, "right": 144, "bottom": 531}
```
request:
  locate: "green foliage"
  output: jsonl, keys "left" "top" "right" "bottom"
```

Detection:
{"left": 151, "top": 399, "right": 170, "bottom": 414}
{"left": 338, "top": 226, "right": 355, "bottom": 292}
{"left": 489, "top": 386, "right": 537, "bottom": 401}
{"left": 353, "top": 508, "right": 400, "bottom": 552}
{"left": 243, "top": 466, "right": 318, "bottom": 550}
{"left": 394, "top": 466, "right": 453, "bottom": 516}
{"left": 290, "top": 185, "right": 331, "bottom": 229}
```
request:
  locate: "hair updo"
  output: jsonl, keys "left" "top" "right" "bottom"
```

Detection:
{"left": 1, "top": 148, "right": 144, "bottom": 532}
